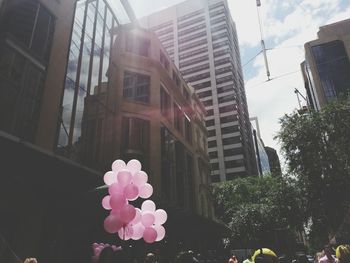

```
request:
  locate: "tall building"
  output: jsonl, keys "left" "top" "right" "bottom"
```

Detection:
{"left": 264, "top": 146, "right": 282, "bottom": 177}
{"left": 301, "top": 19, "right": 350, "bottom": 111}
{"left": 0, "top": 1, "right": 225, "bottom": 261}
{"left": 140, "top": 0, "right": 258, "bottom": 182}
{"left": 250, "top": 117, "right": 270, "bottom": 176}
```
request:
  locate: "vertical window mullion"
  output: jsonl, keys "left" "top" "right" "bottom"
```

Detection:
{"left": 97, "top": 3, "right": 107, "bottom": 94}
{"left": 86, "top": 0, "right": 99, "bottom": 95}
{"left": 29, "top": 2, "right": 41, "bottom": 49}
{"left": 68, "top": 0, "right": 89, "bottom": 148}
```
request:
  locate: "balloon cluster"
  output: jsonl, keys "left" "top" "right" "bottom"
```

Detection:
{"left": 91, "top": 242, "right": 121, "bottom": 262}
{"left": 101, "top": 159, "right": 167, "bottom": 243}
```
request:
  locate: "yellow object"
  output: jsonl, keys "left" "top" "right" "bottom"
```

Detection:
{"left": 336, "top": 245, "right": 350, "bottom": 259}
{"left": 252, "top": 248, "right": 277, "bottom": 262}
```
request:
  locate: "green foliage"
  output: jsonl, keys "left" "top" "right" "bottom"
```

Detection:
{"left": 212, "top": 175, "right": 306, "bottom": 249}
{"left": 276, "top": 101, "right": 350, "bottom": 248}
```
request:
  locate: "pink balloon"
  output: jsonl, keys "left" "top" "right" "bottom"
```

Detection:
{"left": 102, "top": 195, "right": 112, "bottom": 210}
{"left": 117, "top": 169, "right": 132, "bottom": 186}
{"left": 132, "top": 223, "right": 145, "bottom": 240}
{"left": 133, "top": 171, "right": 148, "bottom": 186}
{"left": 155, "top": 225, "right": 166, "bottom": 241}
{"left": 131, "top": 208, "right": 142, "bottom": 225}
{"left": 118, "top": 226, "right": 133, "bottom": 240}
{"left": 120, "top": 204, "right": 136, "bottom": 223}
{"left": 154, "top": 209, "right": 168, "bottom": 225}
{"left": 108, "top": 183, "right": 124, "bottom": 195}
{"left": 104, "top": 215, "right": 123, "bottom": 234}
{"left": 109, "top": 193, "right": 126, "bottom": 210}
{"left": 143, "top": 227, "right": 157, "bottom": 243}
{"left": 126, "top": 159, "right": 142, "bottom": 174}
{"left": 141, "top": 200, "right": 156, "bottom": 212}
{"left": 141, "top": 212, "right": 155, "bottom": 227}
{"left": 124, "top": 184, "right": 139, "bottom": 200}
{"left": 139, "top": 183, "right": 153, "bottom": 198}
{"left": 92, "top": 243, "right": 99, "bottom": 250}
{"left": 104, "top": 171, "right": 117, "bottom": 185}
{"left": 112, "top": 159, "right": 126, "bottom": 172}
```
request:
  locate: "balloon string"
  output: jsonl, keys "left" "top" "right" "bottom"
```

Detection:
{"left": 123, "top": 226, "right": 125, "bottom": 241}
{"left": 0, "top": 233, "right": 23, "bottom": 263}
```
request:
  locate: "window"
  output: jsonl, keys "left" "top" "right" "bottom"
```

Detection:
{"left": 1, "top": 1, "right": 55, "bottom": 62}
{"left": 217, "top": 84, "right": 234, "bottom": 94}
{"left": 207, "top": 109, "right": 214, "bottom": 116}
{"left": 126, "top": 35, "right": 150, "bottom": 57}
{"left": 160, "top": 51, "right": 169, "bottom": 70}
{"left": 312, "top": 40, "right": 350, "bottom": 101}
{"left": 181, "top": 63, "right": 210, "bottom": 76}
{"left": 225, "top": 159, "right": 244, "bottom": 169}
{"left": 192, "top": 81, "right": 211, "bottom": 91}
{"left": 224, "top": 148, "right": 243, "bottom": 156}
{"left": 211, "top": 162, "right": 219, "bottom": 170}
{"left": 197, "top": 90, "right": 212, "bottom": 99}
{"left": 179, "top": 55, "right": 209, "bottom": 68}
{"left": 220, "top": 115, "right": 238, "bottom": 124}
{"left": 160, "top": 86, "right": 171, "bottom": 120}
{"left": 202, "top": 99, "right": 213, "bottom": 107}
{"left": 121, "top": 117, "right": 150, "bottom": 155}
{"left": 221, "top": 125, "right": 239, "bottom": 134}
{"left": 209, "top": 151, "right": 218, "bottom": 158}
{"left": 206, "top": 119, "right": 215, "bottom": 126}
{"left": 208, "top": 129, "right": 216, "bottom": 137}
{"left": 218, "top": 95, "right": 235, "bottom": 104}
{"left": 123, "top": 71, "right": 150, "bottom": 103}
{"left": 178, "top": 16, "right": 205, "bottom": 29}
{"left": 219, "top": 104, "right": 235, "bottom": 113}
{"left": 208, "top": 140, "right": 217, "bottom": 148}
{"left": 172, "top": 70, "right": 181, "bottom": 87}
{"left": 186, "top": 72, "right": 210, "bottom": 83}
{"left": 179, "top": 47, "right": 208, "bottom": 60}
{"left": 222, "top": 136, "right": 241, "bottom": 145}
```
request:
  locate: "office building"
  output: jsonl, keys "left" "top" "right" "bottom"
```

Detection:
{"left": 301, "top": 19, "right": 350, "bottom": 110}
{"left": 250, "top": 117, "right": 270, "bottom": 176}
{"left": 141, "top": 0, "right": 258, "bottom": 182}
{"left": 0, "top": 1, "right": 225, "bottom": 261}
{"left": 264, "top": 146, "right": 282, "bottom": 177}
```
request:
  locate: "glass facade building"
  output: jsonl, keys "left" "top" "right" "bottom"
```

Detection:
{"left": 56, "top": 0, "right": 130, "bottom": 168}
{"left": 0, "top": 0, "right": 55, "bottom": 141}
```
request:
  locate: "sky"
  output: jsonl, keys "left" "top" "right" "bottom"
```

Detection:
{"left": 127, "top": 0, "right": 350, "bottom": 166}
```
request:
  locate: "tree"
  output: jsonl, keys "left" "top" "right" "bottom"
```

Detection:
{"left": 276, "top": 101, "right": 350, "bottom": 248}
{"left": 212, "top": 175, "right": 306, "bottom": 251}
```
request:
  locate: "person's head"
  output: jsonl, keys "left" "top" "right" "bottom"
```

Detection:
{"left": 24, "top": 258, "right": 38, "bottom": 263}
{"left": 98, "top": 247, "right": 114, "bottom": 263}
{"left": 145, "top": 252, "right": 157, "bottom": 263}
{"left": 252, "top": 248, "right": 278, "bottom": 263}
{"left": 229, "top": 255, "right": 238, "bottom": 263}
{"left": 336, "top": 245, "right": 350, "bottom": 263}
{"left": 112, "top": 249, "right": 127, "bottom": 262}
{"left": 324, "top": 245, "right": 334, "bottom": 258}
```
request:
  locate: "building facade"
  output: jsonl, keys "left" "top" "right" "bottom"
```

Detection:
{"left": 79, "top": 24, "right": 214, "bottom": 219}
{"left": 301, "top": 19, "right": 350, "bottom": 111}
{"left": 140, "top": 0, "right": 258, "bottom": 182}
{"left": 264, "top": 146, "right": 282, "bottom": 177}
{"left": 250, "top": 117, "right": 270, "bottom": 176}
{"left": 0, "top": 1, "right": 223, "bottom": 261}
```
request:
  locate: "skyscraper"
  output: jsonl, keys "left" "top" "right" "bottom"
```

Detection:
{"left": 301, "top": 19, "right": 350, "bottom": 111}
{"left": 141, "top": 0, "right": 258, "bottom": 182}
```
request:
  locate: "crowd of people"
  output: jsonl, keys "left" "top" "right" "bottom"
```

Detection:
{"left": 22, "top": 243, "right": 350, "bottom": 263}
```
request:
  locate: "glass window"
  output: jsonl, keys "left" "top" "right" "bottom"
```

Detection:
{"left": 222, "top": 136, "right": 241, "bottom": 145}
{"left": 209, "top": 151, "right": 218, "bottom": 158}
{"left": 123, "top": 71, "right": 150, "bottom": 103}
{"left": 160, "top": 86, "right": 171, "bottom": 120}
{"left": 1, "top": 1, "right": 55, "bottom": 62}
{"left": 208, "top": 129, "right": 216, "bottom": 137}
{"left": 126, "top": 35, "right": 150, "bottom": 57}
{"left": 208, "top": 140, "right": 217, "bottom": 148}
{"left": 205, "top": 119, "right": 215, "bottom": 127}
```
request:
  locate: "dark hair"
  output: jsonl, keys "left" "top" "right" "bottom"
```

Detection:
{"left": 112, "top": 249, "right": 128, "bottom": 262}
